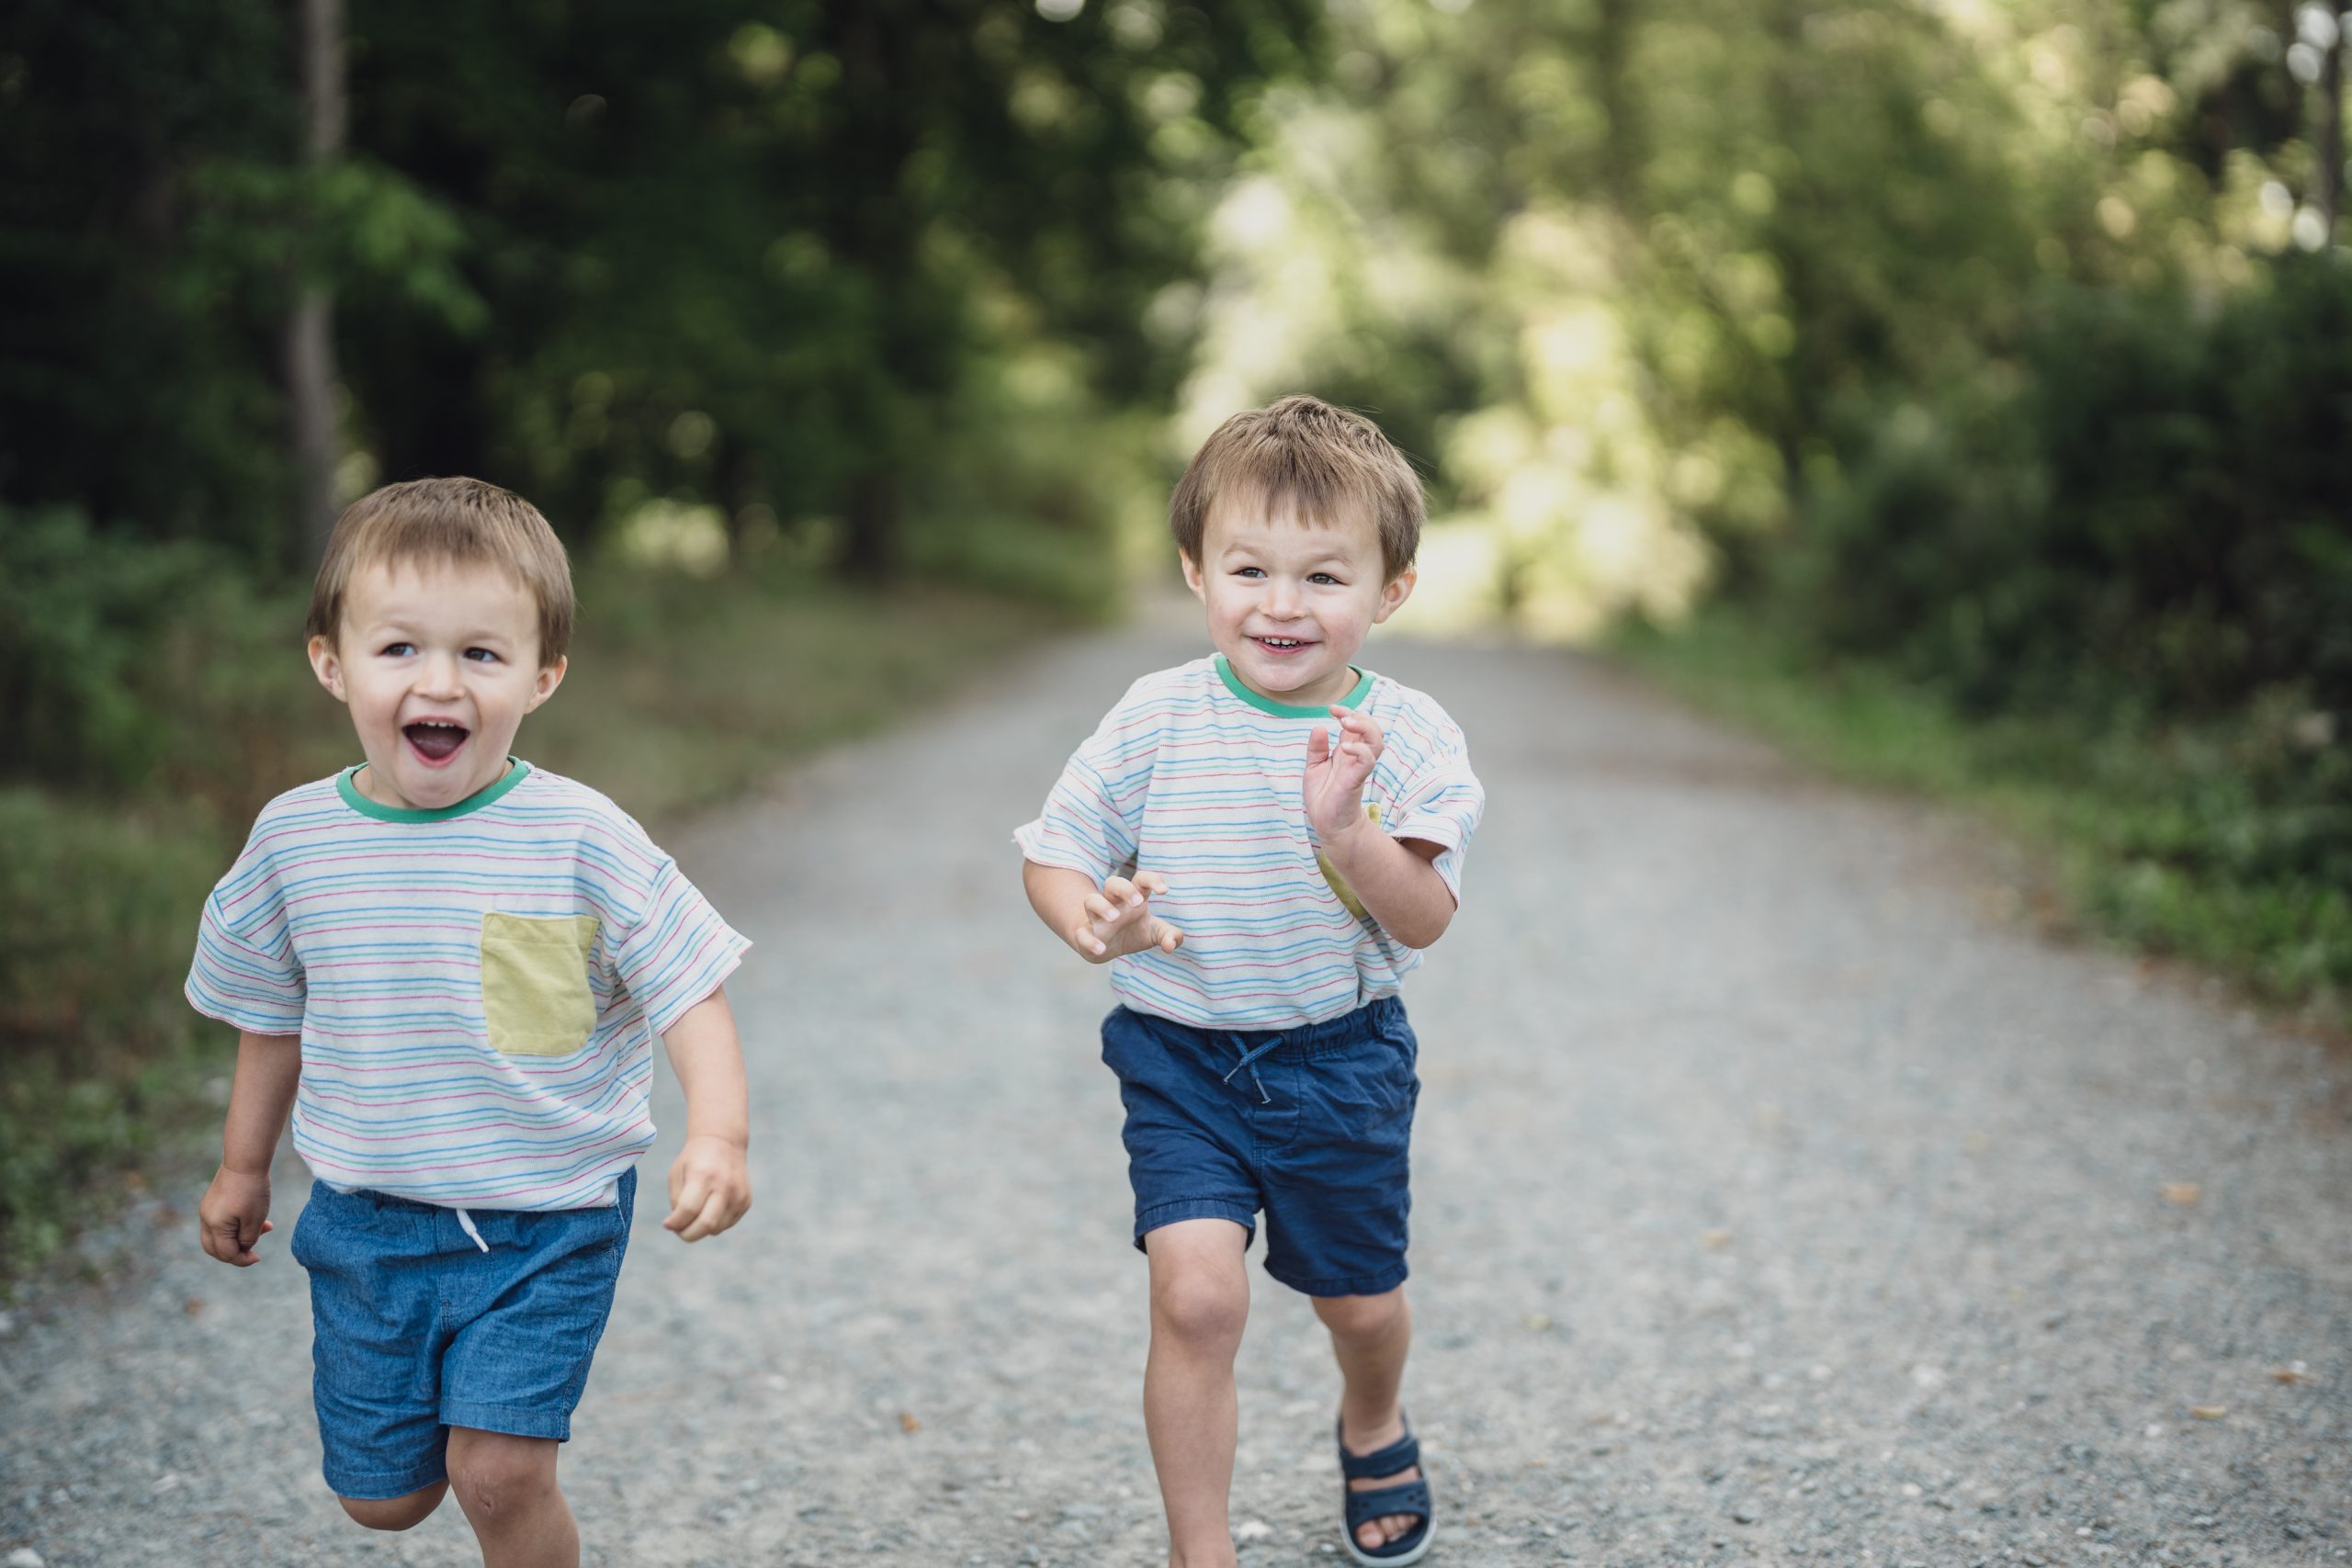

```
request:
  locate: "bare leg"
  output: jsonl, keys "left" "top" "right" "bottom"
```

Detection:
{"left": 339, "top": 1481, "right": 447, "bottom": 1531}
{"left": 446, "top": 1428, "right": 577, "bottom": 1568}
{"left": 1143, "top": 1218, "right": 1252, "bottom": 1568}
{"left": 1314, "top": 1287, "right": 1420, "bottom": 1551}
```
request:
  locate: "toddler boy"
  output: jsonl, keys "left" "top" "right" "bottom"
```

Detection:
{"left": 1016, "top": 396, "right": 1484, "bottom": 1566}
{"left": 189, "top": 477, "right": 753, "bottom": 1567}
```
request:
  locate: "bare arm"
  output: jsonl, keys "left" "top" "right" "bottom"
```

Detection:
{"left": 1023, "top": 860, "right": 1184, "bottom": 962}
{"left": 1305, "top": 706, "right": 1459, "bottom": 950}
{"left": 1318, "top": 821, "right": 1455, "bottom": 949}
{"left": 660, "top": 985, "right": 752, "bottom": 1242}
{"left": 197, "top": 1031, "right": 301, "bottom": 1266}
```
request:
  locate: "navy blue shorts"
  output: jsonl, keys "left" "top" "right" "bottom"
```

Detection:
{"left": 1101, "top": 997, "right": 1419, "bottom": 1298}
{"left": 289, "top": 1170, "right": 635, "bottom": 1500}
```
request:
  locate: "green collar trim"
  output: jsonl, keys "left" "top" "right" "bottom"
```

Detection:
{"left": 1213, "top": 653, "right": 1374, "bottom": 717}
{"left": 337, "top": 757, "right": 531, "bottom": 822}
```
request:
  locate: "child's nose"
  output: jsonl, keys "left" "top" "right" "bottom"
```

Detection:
{"left": 416, "top": 653, "right": 465, "bottom": 695}
{"left": 1265, "top": 580, "right": 1303, "bottom": 616}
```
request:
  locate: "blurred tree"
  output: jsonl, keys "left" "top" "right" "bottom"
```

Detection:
{"left": 0, "top": 0, "right": 1318, "bottom": 577}
{"left": 288, "top": 0, "right": 345, "bottom": 558}
{"left": 337, "top": 0, "right": 1315, "bottom": 571}
{"left": 0, "top": 0, "right": 297, "bottom": 558}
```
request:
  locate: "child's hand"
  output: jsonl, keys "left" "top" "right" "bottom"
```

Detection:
{"left": 1070, "top": 871, "right": 1184, "bottom": 963}
{"left": 1304, "top": 705, "right": 1385, "bottom": 842}
{"left": 664, "top": 1133, "right": 751, "bottom": 1243}
{"left": 198, "top": 1165, "right": 275, "bottom": 1267}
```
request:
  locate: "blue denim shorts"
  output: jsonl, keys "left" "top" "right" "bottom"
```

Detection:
{"left": 1101, "top": 997, "right": 1419, "bottom": 1298}
{"left": 288, "top": 1169, "right": 635, "bottom": 1500}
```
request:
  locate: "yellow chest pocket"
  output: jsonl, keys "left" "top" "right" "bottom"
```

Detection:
{"left": 479, "top": 912, "right": 602, "bottom": 1056}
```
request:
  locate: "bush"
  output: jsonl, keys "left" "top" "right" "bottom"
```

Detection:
{"left": 1781, "top": 260, "right": 2352, "bottom": 723}
{"left": 1682, "top": 265, "right": 2352, "bottom": 1021}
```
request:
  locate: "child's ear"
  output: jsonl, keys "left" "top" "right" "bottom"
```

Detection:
{"left": 1179, "top": 549, "right": 1205, "bottom": 601}
{"left": 526, "top": 655, "right": 569, "bottom": 713}
{"left": 307, "top": 635, "right": 349, "bottom": 704}
{"left": 1371, "top": 568, "right": 1418, "bottom": 625}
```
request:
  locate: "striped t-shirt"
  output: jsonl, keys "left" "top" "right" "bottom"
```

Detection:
{"left": 186, "top": 761, "right": 749, "bottom": 1211}
{"left": 1016, "top": 654, "right": 1484, "bottom": 1030}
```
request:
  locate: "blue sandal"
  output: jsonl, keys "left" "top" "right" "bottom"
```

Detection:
{"left": 1337, "top": 1415, "right": 1434, "bottom": 1566}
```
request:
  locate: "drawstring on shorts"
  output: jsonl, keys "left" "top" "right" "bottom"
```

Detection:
{"left": 1222, "top": 1034, "right": 1286, "bottom": 1105}
{"left": 454, "top": 1207, "right": 490, "bottom": 1253}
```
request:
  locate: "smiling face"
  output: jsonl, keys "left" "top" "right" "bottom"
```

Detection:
{"left": 308, "top": 558, "right": 567, "bottom": 812}
{"left": 1182, "top": 496, "right": 1416, "bottom": 708}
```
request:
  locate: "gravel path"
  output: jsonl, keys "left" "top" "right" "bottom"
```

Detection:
{"left": 3, "top": 620, "right": 2347, "bottom": 1568}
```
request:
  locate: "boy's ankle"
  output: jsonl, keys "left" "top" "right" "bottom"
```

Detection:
{"left": 1339, "top": 1405, "right": 1407, "bottom": 1454}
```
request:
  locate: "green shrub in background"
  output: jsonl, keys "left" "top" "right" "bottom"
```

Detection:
{"left": 1648, "top": 260, "right": 2352, "bottom": 1023}
{"left": 0, "top": 792, "right": 232, "bottom": 1271}
{"left": 1789, "top": 261, "right": 2352, "bottom": 726}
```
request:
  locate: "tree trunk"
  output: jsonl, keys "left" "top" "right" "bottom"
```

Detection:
{"left": 841, "top": 472, "right": 900, "bottom": 581}
{"left": 287, "top": 0, "right": 345, "bottom": 564}
{"left": 822, "top": 0, "right": 922, "bottom": 581}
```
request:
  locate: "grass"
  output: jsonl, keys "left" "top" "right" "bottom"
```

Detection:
{"left": 0, "top": 569, "right": 1049, "bottom": 1283}
{"left": 1613, "top": 610, "right": 2351, "bottom": 1032}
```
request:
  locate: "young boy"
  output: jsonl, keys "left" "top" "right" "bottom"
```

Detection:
{"left": 1016, "top": 396, "right": 1484, "bottom": 1566}
{"left": 188, "top": 477, "right": 753, "bottom": 1567}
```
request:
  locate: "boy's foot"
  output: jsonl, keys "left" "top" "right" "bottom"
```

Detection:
{"left": 1338, "top": 1415, "right": 1433, "bottom": 1562}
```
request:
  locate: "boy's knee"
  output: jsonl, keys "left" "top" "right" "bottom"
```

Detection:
{"left": 339, "top": 1482, "right": 446, "bottom": 1531}
{"left": 1314, "top": 1286, "right": 1408, "bottom": 1344}
{"left": 1150, "top": 1266, "right": 1250, "bottom": 1349}
{"left": 447, "top": 1432, "right": 559, "bottom": 1521}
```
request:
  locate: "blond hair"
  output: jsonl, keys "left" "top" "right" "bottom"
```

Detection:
{"left": 306, "top": 478, "right": 575, "bottom": 664}
{"left": 1170, "top": 395, "right": 1425, "bottom": 581}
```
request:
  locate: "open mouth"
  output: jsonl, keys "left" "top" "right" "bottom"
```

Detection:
{"left": 1251, "top": 636, "right": 1315, "bottom": 655}
{"left": 402, "top": 718, "right": 469, "bottom": 764}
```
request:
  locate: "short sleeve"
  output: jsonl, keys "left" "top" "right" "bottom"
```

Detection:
{"left": 1382, "top": 711, "right": 1485, "bottom": 905}
{"left": 1013, "top": 699, "right": 1149, "bottom": 884}
{"left": 185, "top": 840, "right": 307, "bottom": 1035}
{"left": 610, "top": 856, "right": 752, "bottom": 1037}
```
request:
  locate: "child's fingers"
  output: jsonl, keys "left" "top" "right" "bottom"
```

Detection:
{"left": 1102, "top": 874, "right": 1143, "bottom": 908}
{"left": 1134, "top": 870, "right": 1170, "bottom": 898}
{"left": 1306, "top": 725, "right": 1330, "bottom": 765}
{"left": 1083, "top": 892, "right": 1120, "bottom": 924}
{"left": 209, "top": 1229, "right": 258, "bottom": 1267}
{"left": 1071, "top": 920, "right": 1109, "bottom": 956}
{"left": 679, "top": 1186, "right": 750, "bottom": 1243}
{"left": 1154, "top": 920, "right": 1185, "bottom": 953}
{"left": 674, "top": 1192, "right": 724, "bottom": 1243}
{"left": 663, "top": 1178, "right": 707, "bottom": 1235}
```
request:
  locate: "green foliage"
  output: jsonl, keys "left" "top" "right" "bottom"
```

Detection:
{"left": 0, "top": 505, "right": 344, "bottom": 813}
{"left": 0, "top": 792, "right": 229, "bottom": 1275}
{"left": 1791, "top": 263, "right": 2352, "bottom": 720}
{"left": 2, "top": 0, "right": 1319, "bottom": 581}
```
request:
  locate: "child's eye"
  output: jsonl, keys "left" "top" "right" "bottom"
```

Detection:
{"left": 1234, "top": 567, "right": 1265, "bottom": 579}
{"left": 464, "top": 648, "right": 501, "bottom": 663}
{"left": 381, "top": 641, "right": 415, "bottom": 658}
{"left": 1310, "top": 572, "right": 1341, "bottom": 585}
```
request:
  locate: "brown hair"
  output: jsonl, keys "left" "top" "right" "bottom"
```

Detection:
{"left": 1170, "top": 395, "right": 1425, "bottom": 581}
{"left": 306, "top": 477, "right": 575, "bottom": 664}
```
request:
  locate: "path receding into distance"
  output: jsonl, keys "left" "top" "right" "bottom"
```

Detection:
{"left": 4, "top": 618, "right": 2347, "bottom": 1568}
